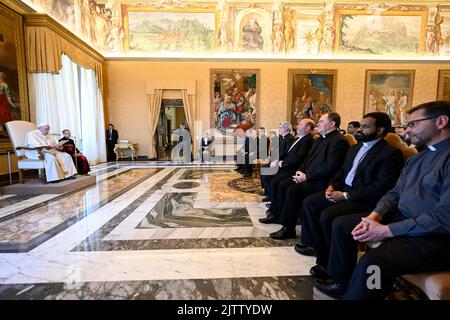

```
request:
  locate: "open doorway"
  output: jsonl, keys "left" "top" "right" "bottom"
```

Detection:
{"left": 156, "top": 99, "right": 188, "bottom": 161}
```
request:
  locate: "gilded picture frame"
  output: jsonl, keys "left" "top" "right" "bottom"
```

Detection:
{"left": 0, "top": 3, "right": 29, "bottom": 154}
{"left": 287, "top": 69, "right": 337, "bottom": 125}
{"left": 364, "top": 70, "right": 415, "bottom": 127}
{"left": 334, "top": 7, "right": 427, "bottom": 56}
{"left": 210, "top": 69, "right": 260, "bottom": 131}
{"left": 437, "top": 70, "right": 450, "bottom": 100}
{"left": 122, "top": 5, "right": 218, "bottom": 53}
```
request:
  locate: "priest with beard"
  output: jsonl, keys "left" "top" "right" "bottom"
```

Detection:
{"left": 294, "top": 112, "right": 404, "bottom": 287}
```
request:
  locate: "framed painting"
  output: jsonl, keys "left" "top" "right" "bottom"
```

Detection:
{"left": 287, "top": 69, "right": 337, "bottom": 125}
{"left": 335, "top": 7, "right": 427, "bottom": 56}
{"left": 210, "top": 69, "right": 260, "bottom": 132}
{"left": 364, "top": 70, "right": 415, "bottom": 127}
{"left": 437, "top": 70, "right": 450, "bottom": 100}
{"left": 0, "top": 3, "right": 29, "bottom": 154}
{"left": 122, "top": 6, "right": 218, "bottom": 53}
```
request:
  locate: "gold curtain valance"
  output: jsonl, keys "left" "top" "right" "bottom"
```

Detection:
{"left": 24, "top": 14, "right": 104, "bottom": 91}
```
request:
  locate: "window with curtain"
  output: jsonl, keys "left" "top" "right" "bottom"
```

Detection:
{"left": 30, "top": 54, "right": 106, "bottom": 164}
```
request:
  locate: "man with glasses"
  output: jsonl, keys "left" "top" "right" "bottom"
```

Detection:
{"left": 315, "top": 100, "right": 450, "bottom": 299}
{"left": 296, "top": 112, "right": 403, "bottom": 281}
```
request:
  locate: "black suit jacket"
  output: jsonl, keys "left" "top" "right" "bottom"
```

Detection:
{"left": 329, "top": 139, "right": 403, "bottom": 206}
{"left": 106, "top": 129, "right": 119, "bottom": 145}
{"left": 201, "top": 137, "right": 213, "bottom": 148}
{"left": 299, "top": 130, "right": 349, "bottom": 183}
{"left": 279, "top": 133, "right": 314, "bottom": 174}
{"left": 258, "top": 135, "right": 270, "bottom": 160}
{"left": 274, "top": 133, "right": 294, "bottom": 161}
{"left": 237, "top": 136, "right": 250, "bottom": 157}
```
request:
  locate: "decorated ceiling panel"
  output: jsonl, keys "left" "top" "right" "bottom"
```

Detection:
{"left": 21, "top": 0, "right": 450, "bottom": 59}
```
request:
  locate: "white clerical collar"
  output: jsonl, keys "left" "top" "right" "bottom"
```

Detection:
{"left": 362, "top": 138, "right": 381, "bottom": 148}
{"left": 321, "top": 129, "right": 336, "bottom": 138}
{"left": 428, "top": 145, "right": 437, "bottom": 152}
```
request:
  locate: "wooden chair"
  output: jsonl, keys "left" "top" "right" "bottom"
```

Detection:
{"left": 344, "top": 133, "right": 357, "bottom": 146}
{"left": 384, "top": 133, "right": 418, "bottom": 160}
{"left": 5, "top": 121, "right": 48, "bottom": 183}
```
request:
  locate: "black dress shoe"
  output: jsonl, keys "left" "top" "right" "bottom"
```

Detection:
{"left": 262, "top": 196, "right": 271, "bottom": 202}
{"left": 259, "top": 214, "right": 279, "bottom": 224}
{"left": 309, "top": 265, "right": 330, "bottom": 280}
{"left": 270, "top": 227, "right": 296, "bottom": 240}
{"left": 314, "top": 281, "right": 346, "bottom": 299}
{"left": 294, "top": 243, "right": 317, "bottom": 257}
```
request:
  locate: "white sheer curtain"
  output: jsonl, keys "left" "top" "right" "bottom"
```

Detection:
{"left": 29, "top": 54, "right": 106, "bottom": 165}
{"left": 79, "top": 66, "right": 106, "bottom": 164}
{"left": 31, "top": 54, "right": 81, "bottom": 138}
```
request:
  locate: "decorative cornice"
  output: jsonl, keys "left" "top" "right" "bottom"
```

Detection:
{"left": 0, "top": 0, "right": 34, "bottom": 14}
{"left": 23, "top": 13, "right": 104, "bottom": 62}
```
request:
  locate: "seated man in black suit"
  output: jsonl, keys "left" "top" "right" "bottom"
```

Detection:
{"left": 296, "top": 112, "right": 403, "bottom": 281}
{"left": 268, "top": 113, "right": 349, "bottom": 239}
{"left": 315, "top": 101, "right": 450, "bottom": 299}
{"left": 259, "top": 122, "right": 294, "bottom": 192}
{"left": 257, "top": 127, "right": 270, "bottom": 162}
{"left": 236, "top": 130, "right": 249, "bottom": 173}
{"left": 259, "top": 118, "right": 315, "bottom": 205}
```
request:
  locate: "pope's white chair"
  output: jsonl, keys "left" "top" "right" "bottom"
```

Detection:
{"left": 5, "top": 120, "right": 47, "bottom": 183}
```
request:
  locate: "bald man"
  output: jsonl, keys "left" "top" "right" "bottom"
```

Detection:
{"left": 24, "top": 123, "right": 77, "bottom": 182}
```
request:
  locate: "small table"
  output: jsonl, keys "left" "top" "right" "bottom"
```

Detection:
{"left": 114, "top": 143, "right": 139, "bottom": 161}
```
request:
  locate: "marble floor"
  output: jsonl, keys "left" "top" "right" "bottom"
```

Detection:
{"left": 0, "top": 163, "right": 317, "bottom": 300}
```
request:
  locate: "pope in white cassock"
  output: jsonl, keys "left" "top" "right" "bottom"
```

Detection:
{"left": 24, "top": 123, "right": 77, "bottom": 182}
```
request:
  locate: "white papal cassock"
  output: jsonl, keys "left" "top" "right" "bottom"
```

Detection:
{"left": 24, "top": 129, "right": 77, "bottom": 182}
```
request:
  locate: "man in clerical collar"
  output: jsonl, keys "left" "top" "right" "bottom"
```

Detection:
{"left": 296, "top": 112, "right": 403, "bottom": 285}
{"left": 315, "top": 100, "right": 450, "bottom": 300}
{"left": 267, "top": 113, "right": 349, "bottom": 239}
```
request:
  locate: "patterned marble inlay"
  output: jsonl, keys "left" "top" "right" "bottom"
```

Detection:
{"left": 0, "top": 195, "right": 37, "bottom": 210}
{"left": 0, "top": 168, "right": 158, "bottom": 245}
{"left": 0, "top": 276, "right": 315, "bottom": 300}
{"left": 137, "top": 193, "right": 252, "bottom": 228}
{"left": 180, "top": 169, "right": 232, "bottom": 180}
{"left": 75, "top": 237, "right": 298, "bottom": 252}
{"left": 228, "top": 177, "right": 265, "bottom": 194}
{"left": 173, "top": 182, "right": 201, "bottom": 189}
{"left": 210, "top": 174, "right": 262, "bottom": 202}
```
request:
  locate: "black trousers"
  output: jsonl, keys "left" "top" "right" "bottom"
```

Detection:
{"left": 301, "top": 191, "right": 374, "bottom": 267}
{"left": 261, "top": 169, "right": 293, "bottom": 200}
{"left": 327, "top": 213, "right": 450, "bottom": 300}
{"left": 106, "top": 143, "right": 116, "bottom": 161}
{"left": 279, "top": 180, "right": 327, "bottom": 233}
{"left": 268, "top": 177, "right": 295, "bottom": 218}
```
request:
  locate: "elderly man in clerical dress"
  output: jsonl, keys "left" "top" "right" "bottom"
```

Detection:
{"left": 24, "top": 123, "right": 77, "bottom": 182}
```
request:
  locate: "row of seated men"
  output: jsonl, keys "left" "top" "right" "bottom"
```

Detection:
{"left": 234, "top": 121, "right": 364, "bottom": 178}
{"left": 235, "top": 127, "right": 273, "bottom": 177}
{"left": 243, "top": 101, "right": 449, "bottom": 300}
{"left": 24, "top": 123, "right": 90, "bottom": 183}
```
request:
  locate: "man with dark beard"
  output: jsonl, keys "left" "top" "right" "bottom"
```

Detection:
{"left": 315, "top": 101, "right": 450, "bottom": 299}
{"left": 294, "top": 112, "right": 403, "bottom": 283}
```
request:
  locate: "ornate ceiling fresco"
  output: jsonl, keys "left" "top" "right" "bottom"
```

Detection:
{"left": 21, "top": 0, "right": 450, "bottom": 59}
